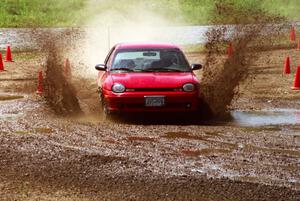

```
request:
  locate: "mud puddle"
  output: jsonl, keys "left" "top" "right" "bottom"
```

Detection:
{"left": 182, "top": 148, "right": 233, "bottom": 157}
{"left": 0, "top": 113, "right": 23, "bottom": 120}
{"left": 230, "top": 109, "right": 300, "bottom": 127}
{"left": 0, "top": 94, "right": 24, "bottom": 101}
{"left": 0, "top": 94, "right": 26, "bottom": 120}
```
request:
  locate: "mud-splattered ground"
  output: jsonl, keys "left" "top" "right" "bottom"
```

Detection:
{"left": 0, "top": 49, "right": 299, "bottom": 200}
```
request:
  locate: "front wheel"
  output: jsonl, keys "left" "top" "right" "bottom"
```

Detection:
{"left": 98, "top": 89, "right": 111, "bottom": 120}
{"left": 102, "top": 100, "right": 112, "bottom": 120}
{"left": 98, "top": 89, "right": 119, "bottom": 120}
{"left": 102, "top": 102, "right": 112, "bottom": 121}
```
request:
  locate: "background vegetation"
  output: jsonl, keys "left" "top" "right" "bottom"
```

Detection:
{"left": 0, "top": 0, "right": 299, "bottom": 27}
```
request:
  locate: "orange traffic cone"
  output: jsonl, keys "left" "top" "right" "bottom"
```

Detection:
{"left": 64, "top": 58, "right": 72, "bottom": 78}
{"left": 5, "top": 45, "right": 13, "bottom": 62}
{"left": 290, "top": 27, "right": 296, "bottom": 41}
{"left": 0, "top": 53, "right": 4, "bottom": 71}
{"left": 227, "top": 42, "right": 233, "bottom": 58}
{"left": 283, "top": 56, "right": 291, "bottom": 75}
{"left": 36, "top": 71, "right": 43, "bottom": 94}
{"left": 292, "top": 66, "right": 300, "bottom": 90}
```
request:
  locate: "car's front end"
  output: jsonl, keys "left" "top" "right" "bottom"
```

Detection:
{"left": 101, "top": 74, "right": 200, "bottom": 112}
{"left": 95, "top": 43, "right": 202, "bottom": 116}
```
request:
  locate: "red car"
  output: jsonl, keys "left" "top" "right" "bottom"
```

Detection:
{"left": 95, "top": 43, "right": 202, "bottom": 117}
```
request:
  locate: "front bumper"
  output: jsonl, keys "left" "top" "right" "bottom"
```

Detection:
{"left": 103, "top": 90, "right": 200, "bottom": 112}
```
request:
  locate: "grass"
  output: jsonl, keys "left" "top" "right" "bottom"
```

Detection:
{"left": 261, "top": 0, "right": 300, "bottom": 22}
{"left": 0, "top": 0, "right": 299, "bottom": 27}
{"left": 0, "top": 0, "right": 86, "bottom": 27}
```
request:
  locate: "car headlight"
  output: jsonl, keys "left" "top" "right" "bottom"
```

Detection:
{"left": 183, "top": 83, "right": 195, "bottom": 92}
{"left": 112, "top": 83, "right": 126, "bottom": 93}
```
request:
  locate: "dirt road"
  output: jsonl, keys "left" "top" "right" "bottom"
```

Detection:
{"left": 0, "top": 49, "right": 299, "bottom": 200}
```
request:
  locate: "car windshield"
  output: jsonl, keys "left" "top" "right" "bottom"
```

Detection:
{"left": 110, "top": 49, "right": 191, "bottom": 72}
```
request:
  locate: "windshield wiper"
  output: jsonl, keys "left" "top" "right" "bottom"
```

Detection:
{"left": 110, "top": 67, "right": 133, "bottom": 72}
{"left": 142, "top": 68, "right": 186, "bottom": 72}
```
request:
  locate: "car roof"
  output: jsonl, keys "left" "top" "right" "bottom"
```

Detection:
{"left": 115, "top": 42, "right": 180, "bottom": 50}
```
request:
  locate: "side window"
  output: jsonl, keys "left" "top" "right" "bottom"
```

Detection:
{"left": 105, "top": 46, "right": 116, "bottom": 68}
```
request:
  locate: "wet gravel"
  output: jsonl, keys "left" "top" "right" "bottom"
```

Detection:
{"left": 0, "top": 96, "right": 299, "bottom": 200}
{"left": 0, "top": 49, "right": 300, "bottom": 200}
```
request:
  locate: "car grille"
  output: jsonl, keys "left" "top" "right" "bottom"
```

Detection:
{"left": 120, "top": 102, "right": 191, "bottom": 109}
{"left": 126, "top": 88, "right": 182, "bottom": 92}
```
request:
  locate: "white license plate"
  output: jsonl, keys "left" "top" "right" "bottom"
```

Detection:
{"left": 145, "top": 96, "right": 165, "bottom": 107}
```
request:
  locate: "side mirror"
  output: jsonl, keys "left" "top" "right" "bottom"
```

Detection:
{"left": 95, "top": 64, "right": 106, "bottom": 71}
{"left": 191, "top": 64, "right": 202, "bottom": 71}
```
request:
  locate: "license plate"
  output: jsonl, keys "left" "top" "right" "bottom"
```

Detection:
{"left": 145, "top": 96, "right": 165, "bottom": 107}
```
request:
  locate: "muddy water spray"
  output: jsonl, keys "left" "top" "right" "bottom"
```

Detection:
{"left": 200, "top": 1, "right": 285, "bottom": 117}
{"left": 33, "top": 30, "right": 84, "bottom": 115}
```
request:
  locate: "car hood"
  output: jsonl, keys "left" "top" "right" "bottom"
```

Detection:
{"left": 109, "top": 72, "right": 196, "bottom": 89}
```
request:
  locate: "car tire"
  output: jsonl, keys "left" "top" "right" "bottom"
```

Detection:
{"left": 98, "top": 88, "right": 103, "bottom": 103}
{"left": 98, "top": 89, "right": 111, "bottom": 120}
{"left": 102, "top": 101, "right": 111, "bottom": 118}
{"left": 99, "top": 94, "right": 113, "bottom": 120}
